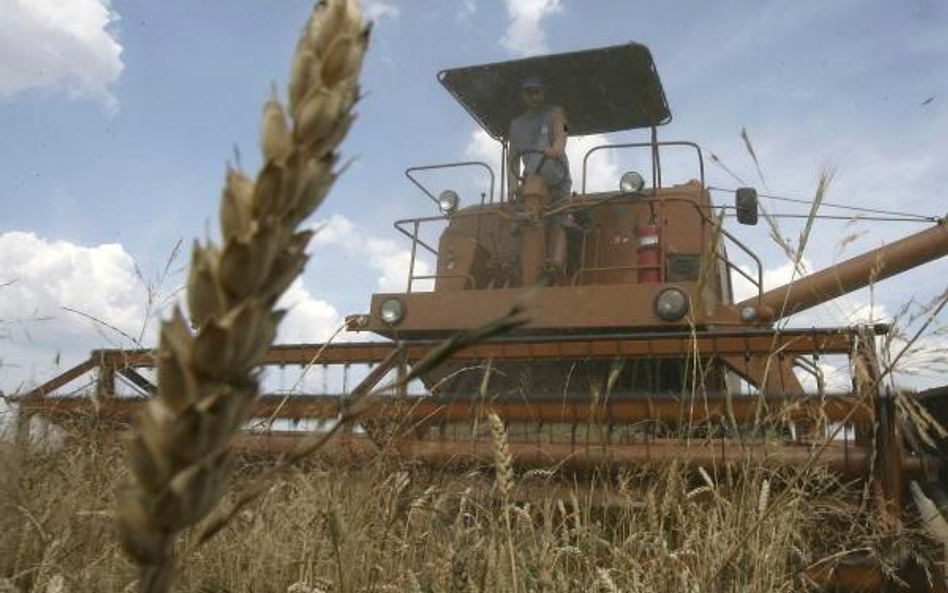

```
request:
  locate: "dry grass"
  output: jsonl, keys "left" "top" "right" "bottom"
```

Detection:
{"left": 2, "top": 423, "right": 937, "bottom": 593}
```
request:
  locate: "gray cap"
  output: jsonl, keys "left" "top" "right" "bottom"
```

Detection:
{"left": 521, "top": 74, "right": 544, "bottom": 89}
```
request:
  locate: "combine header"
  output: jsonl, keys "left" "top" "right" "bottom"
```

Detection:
{"left": 19, "top": 43, "right": 948, "bottom": 591}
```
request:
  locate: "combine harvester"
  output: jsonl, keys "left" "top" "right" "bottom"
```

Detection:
{"left": 21, "top": 43, "right": 948, "bottom": 590}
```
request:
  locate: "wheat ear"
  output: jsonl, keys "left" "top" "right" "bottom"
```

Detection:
{"left": 116, "top": 2, "right": 368, "bottom": 592}
{"left": 488, "top": 412, "right": 518, "bottom": 593}
{"left": 489, "top": 413, "right": 514, "bottom": 500}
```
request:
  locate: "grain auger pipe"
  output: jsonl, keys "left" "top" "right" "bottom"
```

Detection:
{"left": 737, "top": 215, "right": 948, "bottom": 321}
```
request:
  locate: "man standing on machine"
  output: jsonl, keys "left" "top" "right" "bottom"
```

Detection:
{"left": 506, "top": 75, "right": 572, "bottom": 282}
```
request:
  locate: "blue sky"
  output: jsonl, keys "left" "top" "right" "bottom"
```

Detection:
{"left": 1, "top": 0, "right": 947, "bottom": 394}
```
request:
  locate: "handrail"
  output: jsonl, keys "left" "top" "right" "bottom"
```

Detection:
{"left": 394, "top": 215, "right": 482, "bottom": 293}
{"left": 405, "top": 161, "right": 496, "bottom": 206}
{"left": 393, "top": 181, "right": 762, "bottom": 300}
{"left": 581, "top": 141, "right": 705, "bottom": 194}
{"left": 394, "top": 216, "right": 443, "bottom": 257}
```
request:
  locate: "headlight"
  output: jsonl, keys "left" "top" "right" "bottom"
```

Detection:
{"left": 379, "top": 297, "right": 406, "bottom": 325}
{"left": 655, "top": 288, "right": 689, "bottom": 321}
{"left": 619, "top": 171, "right": 645, "bottom": 193}
{"left": 438, "top": 190, "right": 459, "bottom": 214}
{"left": 347, "top": 314, "right": 370, "bottom": 329}
{"left": 740, "top": 305, "right": 758, "bottom": 323}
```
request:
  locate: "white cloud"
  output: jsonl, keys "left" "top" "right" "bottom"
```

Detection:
{"left": 0, "top": 232, "right": 146, "bottom": 342}
{"left": 500, "top": 0, "right": 562, "bottom": 56}
{"left": 0, "top": 231, "right": 148, "bottom": 392}
{"left": 0, "top": 0, "right": 124, "bottom": 108}
{"left": 0, "top": 232, "right": 353, "bottom": 395}
{"left": 276, "top": 279, "right": 346, "bottom": 344}
{"left": 363, "top": 0, "right": 400, "bottom": 22}
{"left": 463, "top": 128, "right": 621, "bottom": 195}
{"left": 566, "top": 134, "right": 620, "bottom": 193}
{"left": 0, "top": 223, "right": 426, "bottom": 390}
{"left": 312, "top": 214, "right": 434, "bottom": 292}
{"left": 464, "top": 129, "right": 503, "bottom": 177}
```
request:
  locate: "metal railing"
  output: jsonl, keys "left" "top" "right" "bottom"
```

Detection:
{"left": 394, "top": 148, "right": 762, "bottom": 299}
{"left": 393, "top": 194, "right": 763, "bottom": 300}
{"left": 394, "top": 215, "right": 443, "bottom": 293}
{"left": 405, "top": 161, "right": 496, "bottom": 206}
{"left": 397, "top": 161, "right": 500, "bottom": 292}
{"left": 394, "top": 210, "right": 500, "bottom": 292}
{"left": 581, "top": 141, "right": 705, "bottom": 194}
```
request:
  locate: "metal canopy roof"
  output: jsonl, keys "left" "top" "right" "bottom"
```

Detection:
{"left": 438, "top": 42, "right": 671, "bottom": 141}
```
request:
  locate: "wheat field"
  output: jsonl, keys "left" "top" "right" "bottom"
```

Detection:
{"left": 2, "top": 418, "right": 937, "bottom": 593}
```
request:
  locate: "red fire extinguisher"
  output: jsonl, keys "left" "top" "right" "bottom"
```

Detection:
{"left": 635, "top": 224, "right": 661, "bottom": 283}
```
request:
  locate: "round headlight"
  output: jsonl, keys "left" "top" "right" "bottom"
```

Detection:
{"left": 740, "top": 305, "right": 758, "bottom": 323}
{"left": 619, "top": 171, "right": 645, "bottom": 193}
{"left": 379, "top": 297, "right": 406, "bottom": 325}
{"left": 438, "top": 190, "right": 459, "bottom": 214}
{"left": 655, "top": 288, "right": 689, "bottom": 322}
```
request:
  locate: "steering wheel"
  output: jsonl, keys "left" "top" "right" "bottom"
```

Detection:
{"left": 512, "top": 149, "right": 569, "bottom": 188}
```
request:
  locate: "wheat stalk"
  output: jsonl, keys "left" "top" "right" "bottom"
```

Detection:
{"left": 489, "top": 413, "right": 514, "bottom": 501}
{"left": 488, "top": 412, "right": 518, "bottom": 593}
{"left": 757, "top": 478, "right": 770, "bottom": 516}
{"left": 115, "top": 2, "right": 369, "bottom": 592}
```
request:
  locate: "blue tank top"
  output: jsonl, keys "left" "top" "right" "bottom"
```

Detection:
{"left": 509, "top": 106, "right": 571, "bottom": 197}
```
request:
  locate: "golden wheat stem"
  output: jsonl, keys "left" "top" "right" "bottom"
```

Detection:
{"left": 488, "top": 412, "right": 518, "bottom": 593}
{"left": 115, "top": 2, "right": 368, "bottom": 591}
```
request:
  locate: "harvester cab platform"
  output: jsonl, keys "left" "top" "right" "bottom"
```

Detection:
{"left": 347, "top": 43, "right": 753, "bottom": 338}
